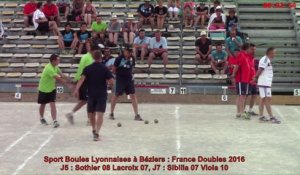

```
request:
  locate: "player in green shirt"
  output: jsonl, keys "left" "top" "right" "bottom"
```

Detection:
{"left": 65, "top": 45, "right": 99, "bottom": 124}
{"left": 92, "top": 16, "right": 107, "bottom": 41}
{"left": 38, "top": 54, "right": 73, "bottom": 128}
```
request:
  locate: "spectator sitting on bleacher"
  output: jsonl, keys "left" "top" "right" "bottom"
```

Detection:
{"left": 57, "top": 23, "right": 78, "bottom": 54}
{"left": 33, "top": 2, "right": 60, "bottom": 36}
{"left": 167, "top": 0, "right": 179, "bottom": 21}
{"left": 208, "top": 6, "right": 225, "bottom": 30}
{"left": 122, "top": 15, "right": 137, "bottom": 45}
{"left": 211, "top": 43, "right": 228, "bottom": 75}
{"left": 23, "top": 0, "right": 37, "bottom": 27}
{"left": 81, "top": 0, "right": 96, "bottom": 28}
{"left": 102, "top": 47, "right": 115, "bottom": 71}
{"left": 195, "top": 31, "right": 212, "bottom": 65}
{"left": 148, "top": 30, "right": 168, "bottom": 73}
{"left": 56, "top": 0, "right": 70, "bottom": 19}
{"left": 183, "top": 0, "right": 194, "bottom": 28}
{"left": 76, "top": 22, "right": 91, "bottom": 54}
{"left": 133, "top": 29, "right": 150, "bottom": 64}
{"left": 70, "top": 0, "right": 84, "bottom": 21}
{"left": 137, "top": 0, "right": 155, "bottom": 29}
{"left": 225, "top": 30, "right": 243, "bottom": 57}
{"left": 91, "top": 15, "right": 107, "bottom": 43}
{"left": 108, "top": 15, "right": 121, "bottom": 47}
{"left": 209, "top": 0, "right": 220, "bottom": 15}
{"left": 154, "top": 0, "right": 168, "bottom": 29}
{"left": 225, "top": 9, "right": 238, "bottom": 32}
{"left": 43, "top": 0, "right": 60, "bottom": 25}
{"left": 194, "top": 2, "right": 208, "bottom": 29}
{"left": 0, "top": 22, "right": 4, "bottom": 38}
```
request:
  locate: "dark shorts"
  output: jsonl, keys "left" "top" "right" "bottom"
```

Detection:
{"left": 28, "top": 15, "right": 33, "bottom": 25}
{"left": 236, "top": 82, "right": 249, "bottom": 96}
{"left": 58, "top": 6, "right": 68, "bottom": 13}
{"left": 152, "top": 51, "right": 167, "bottom": 58}
{"left": 87, "top": 97, "right": 107, "bottom": 113}
{"left": 79, "top": 81, "right": 88, "bottom": 101}
{"left": 248, "top": 84, "right": 258, "bottom": 95}
{"left": 37, "top": 22, "right": 49, "bottom": 32}
{"left": 136, "top": 49, "right": 149, "bottom": 57}
{"left": 115, "top": 79, "right": 135, "bottom": 96}
{"left": 64, "top": 41, "right": 72, "bottom": 47}
{"left": 38, "top": 90, "right": 56, "bottom": 104}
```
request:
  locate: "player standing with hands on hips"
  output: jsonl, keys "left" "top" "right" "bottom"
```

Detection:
{"left": 109, "top": 47, "right": 143, "bottom": 121}
{"left": 74, "top": 50, "right": 114, "bottom": 141}
{"left": 251, "top": 47, "right": 280, "bottom": 124}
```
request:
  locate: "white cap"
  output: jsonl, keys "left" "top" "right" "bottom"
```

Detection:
{"left": 200, "top": 31, "right": 207, "bottom": 36}
{"left": 216, "top": 5, "right": 222, "bottom": 10}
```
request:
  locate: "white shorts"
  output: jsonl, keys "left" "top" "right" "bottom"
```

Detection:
{"left": 259, "top": 87, "right": 272, "bottom": 98}
{"left": 168, "top": 7, "right": 179, "bottom": 13}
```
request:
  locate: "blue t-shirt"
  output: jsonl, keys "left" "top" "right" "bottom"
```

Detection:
{"left": 211, "top": 50, "right": 228, "bottom": 61}
{"left": 61, "top": 29, "right": 74, "bottom": 42}
{"left": 225, "top": 36, "right": 243, "bottom": 53}
{"left": 114, "top": 55, "right": 135, "bottom": 80}
{"left": 77, "top": 30, "right": 91, "bottom": 41}
{"left": 82, "top": 62, "right": 113, "bottom": 98}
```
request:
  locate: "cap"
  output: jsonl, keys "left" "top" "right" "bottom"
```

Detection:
{"left": 111, "top": 15, "right": 117, "bottom": 20}
{"left": 216, "top": 5, "right": 222, "bottom": 10}
{"left": 200, "top": 31, "right": 207, "bottom": 36}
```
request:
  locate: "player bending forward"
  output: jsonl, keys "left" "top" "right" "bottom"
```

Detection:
{"left": 74, "top": 50, "right": 114, "bottom": 141}
{"left": 38, "top": 54, "right": 73, "bottom": 128}
{"left": 252, "top": 47, "right": 280, "bottom": 124}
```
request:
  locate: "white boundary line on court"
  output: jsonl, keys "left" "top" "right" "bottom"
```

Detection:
{"left": 274, "top": 108, "right": 299, "bottom": 136}
{"left": 175, "top": 106, "right": 181, "bottom": 175}
{"left": 0, "top": 123, "right": 39, "bottom": 158}
{"left": 12, "top": 134, "right": 54, "bottom": 175}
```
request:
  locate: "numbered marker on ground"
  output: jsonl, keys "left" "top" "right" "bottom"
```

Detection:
{"left": 180, "top": 87, "right": 187, "bottom": 95}
{"left": 56, "top": 86, "right": 64, "bottom": 93}
{"left": 169, "top": 87, "right": 176, "bottom": 94}
{"left": 221, "top": 95, "right": 228, "bottom": 101}
{"left": 14, "top": 93, "right": 21, "bottom": 99}
{"left": 294, "top": 89, "right": 300, "bottom": 96}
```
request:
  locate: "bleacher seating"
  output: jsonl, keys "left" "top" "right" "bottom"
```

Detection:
{"left": 0, "top": 0, "right": 299, "bottom": 93}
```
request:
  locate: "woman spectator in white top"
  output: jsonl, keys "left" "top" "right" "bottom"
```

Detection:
{"left": 208, "top": 6, "right": 225, "bottom": 30}
{"left": 167, "top": 0, "right": 180, "bottom": 21}
{"left": 33, "top": 2, "right": 60, "bottom": 36}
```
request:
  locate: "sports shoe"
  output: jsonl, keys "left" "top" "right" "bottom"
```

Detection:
{"left": 134, "top": 114, "right": 143, "bottom": 121}
{"left": 40, "top": 118, "right": 48, "bottom": 125}
{"left": 235, "top": 113, "right": 241, "bottom": 119}
{"left": 93, "top": 133, "right": 99, "bottom": 141}
{"left": 259, "top": 116, "right": 269, "bottom": 122}
{"left": 109, "top": 113, "right": 115, "bottom": 120}
{"left": 53, "top": 121, "right": 60, "bottom": 128}
{"left": 270, "top": 117, "right": 281, "bottom": 124}
{"left": 65, "top": 113, "right": 74, "bottom": 125}
{"left": 248, "top": 111, "right": 259, "bottom": 116}
{"left": 241, "top": 112, "right": 251, "bottom": 120}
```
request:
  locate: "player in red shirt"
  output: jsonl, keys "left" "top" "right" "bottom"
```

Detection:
{"left": 43, "top": 0, "right": 60, "bottom": 25}
{"left": 23, "top": 0, "right": 37, "bottom": 27}
{"left": 228, "top": 48, "right": 240, "bottom": 88}
{"left": 246, "top": 43, "right": 259, "bottom": 116}
{"left": 232, "top": 43, "right": 252, "bottom": 119}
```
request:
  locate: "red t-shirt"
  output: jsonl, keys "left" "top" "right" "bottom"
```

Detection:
{"left": 23, "top": 2, "right": 37, "bottom": 15}
{"left": 235, "top": 51, "right": 251, "bottom": 83}
{"left": 248, "top": 55, "right": 256, "bottom": 85}
{"left": 228, "top": 55, "right": 237, "bottom": 74}
{"left": 42, "top": 4, "right": 58, "bottom": 17}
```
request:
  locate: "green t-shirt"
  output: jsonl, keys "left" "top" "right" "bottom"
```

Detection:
{"left": 91, "top": 21, "right": 107, "bottom": 33}
{"left": 225, "top": 36, "right": 243, "bottom": 53}
{"left": 75, "top": 53, "right": 94, "bottom": 81}
{"left": 38, "top": 63, "right": 61, "bottom": 93}
{"left": 211, "top": 50, "right": 228, "bottom": 61}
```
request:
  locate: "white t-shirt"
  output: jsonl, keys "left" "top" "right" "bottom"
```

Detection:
{"left": 258, "top": 56, "right": 273, "bottom": 87}
{"left": 33, "top": 9, "right": 46, "bottom": 29}
{"left": 149, "top": 37, "right": 168, "bottom": 49}
{"left": 208, "top": 13, "right": 226, "bottom": 27}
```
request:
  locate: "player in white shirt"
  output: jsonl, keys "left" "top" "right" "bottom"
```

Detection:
{"left": 252, "top": 47, "right": 280, "bottom": 124}
{"left": 33, "top": 2, "right": 60, "bottom": 36}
